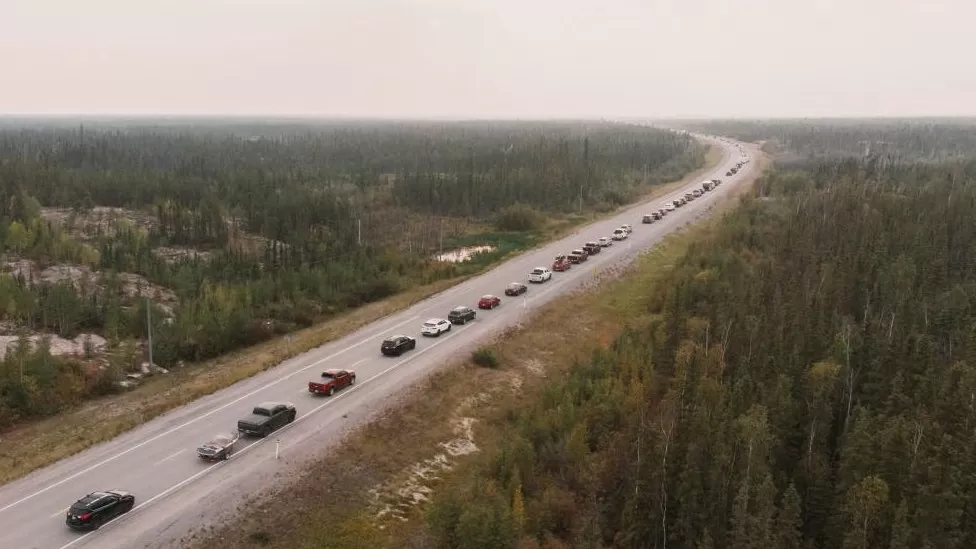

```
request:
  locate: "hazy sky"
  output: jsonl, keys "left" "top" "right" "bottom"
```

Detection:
{"left": 2, "top": 0, "right": 973, "bottom": 118}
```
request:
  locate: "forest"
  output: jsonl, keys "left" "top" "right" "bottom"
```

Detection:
{"left": 424, "top": 129, "right": 976, "bottom": 548}
{"left": 0, "top": 120, "right": 703, "bottom": 426}
{"left": 676, "top": 118, "right": 976, "bottom": 162}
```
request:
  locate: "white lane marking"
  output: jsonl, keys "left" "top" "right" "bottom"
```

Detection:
{"left": 31, "top": 141, "right": 749, "bottom": 522}
{"left": 49, "top": 506, "right": 69, "bottom": 518}
{"left": 153, "top": 450, "right": 185, "bottom": 466}
{"left": 0, "top": 314, "right": 420, "bottom": 514}
{"left": 58, "top": 529, "right": 92, "bottom": 549}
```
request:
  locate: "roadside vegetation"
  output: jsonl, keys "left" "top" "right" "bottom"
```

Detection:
{"left": 0, "top": 120, "right": 710, "bottom": 482}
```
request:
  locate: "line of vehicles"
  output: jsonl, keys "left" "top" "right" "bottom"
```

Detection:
{"left": 63, "top": 172, "right": 730, "bottom": 533}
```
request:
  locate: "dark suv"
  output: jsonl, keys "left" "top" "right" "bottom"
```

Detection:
{"left": 381, "top": 335, "right": 417, "bottom": 356}
{"left": 448, "top": 306, "right": 477, "bottom": 325}
{"left": 66, "top": 490, "right": 135, "bottom": 530}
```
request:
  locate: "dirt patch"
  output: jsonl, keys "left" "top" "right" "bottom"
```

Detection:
{"left": 371, "top": 413, "right": 482, "bottom": 528}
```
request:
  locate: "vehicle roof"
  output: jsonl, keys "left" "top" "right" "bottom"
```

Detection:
{"left": 256, "top": 401, "right": 288, "bottom": 409}
{"left": 481, "top": 294, "right": 496, "bottom": 298}
{"left": 531, "top": 267, "right": 545, "bottom": 272}
{"left": 323, "top": 368, "right": 347, "bottom": 374}
{"left": 508, "top": 281, "right": 524, "bottom": 286}
{"left": 451, "top": 305, "right": 472, "bottom": 311}
{"left": 424, "top": 318, "right": 446, "bottom": 324}
{"left": 76, "top": 492, "right": 109, "bottom": 505}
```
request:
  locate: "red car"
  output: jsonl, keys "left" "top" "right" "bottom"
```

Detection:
{"left": 478, "top": 294, "right": 501, "bottom": 309}
{"left": 552, "top": 254, "right": 571, "bottom": 271}
{"left": 308, "top": 369, "right": 356, "bottom": 396}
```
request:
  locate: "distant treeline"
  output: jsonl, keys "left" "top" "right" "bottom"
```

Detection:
{"left": 676, "top": 118, "right": 976, "bottom": 162}
{"left": 0, "top": 121, "right": 702, "bottom": 427}
{"left": 425, "top": 153, "right": 976, "bottom": 549}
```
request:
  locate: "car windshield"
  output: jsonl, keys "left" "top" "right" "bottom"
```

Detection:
{"left": 531, "top": 269, "right": 543, "bottom": 274}
{"left": 481, "top": 295, "right": 492, "bottom": 299}
{"left": 423, "top": 322, "right": 436, "bottom": 327}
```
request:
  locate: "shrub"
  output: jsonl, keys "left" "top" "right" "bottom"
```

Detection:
{"left": 472, "top": 347, "right": 500, "bottom": 368}
{"left": 495, "top": 203, "right": 544, "bottom": 232}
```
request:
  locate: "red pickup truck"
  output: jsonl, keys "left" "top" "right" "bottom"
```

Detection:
{"left": 308, "top": 369, "right": 356, "bottom": 396}
{"left": 552, "top": 254, "right": 571, "bottom": 271}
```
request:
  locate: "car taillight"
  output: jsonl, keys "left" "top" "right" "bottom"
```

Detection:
{"left": 79, "top": 512, "right": 91, "bottom": 521}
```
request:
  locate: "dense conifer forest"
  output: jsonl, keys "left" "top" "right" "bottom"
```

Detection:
{"left": 0, "top": 120, "right": 702, "bottom": 426}
{"left": 425, "top": 123, "right": 976, "bottom": 549}
{"left": 678, "top": 118, "right": 976, "bottom": 161}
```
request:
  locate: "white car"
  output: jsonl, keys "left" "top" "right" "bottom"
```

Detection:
{"left": 598, "top": 237, "right": 612, "bottom": 247}
{"left": 612, "top": 229, "right": 627, "bottom": 241}
{"left": 528, "top": 267, "right": 552, "bottom": 283}
{"left": 664, "top": 202, "right": 676, "bottom": 212}
{"left": 621, "top": 224, "right": 633, "bottom": 234}
{"left": 421, "top": 318, "right": 452, "bottom": 337}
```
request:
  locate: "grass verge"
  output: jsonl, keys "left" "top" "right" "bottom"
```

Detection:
{"left": 183, "top": 145, "right": 766, "bottom": 549}
{"left": 0, "top": 144, "right": 723, "bottom": 487}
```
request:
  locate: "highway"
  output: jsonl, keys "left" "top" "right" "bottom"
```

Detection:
{"left": 0, "top": 133, "right": 759, "bottom": 549}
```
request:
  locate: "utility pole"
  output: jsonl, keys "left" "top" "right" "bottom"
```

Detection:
{"left": 146, "top": 296, "right": 153, "bottom": 368}
{"left": 578, "top": 184, "right": 583, "bottom": 214}
{"left": 357, "top": 218, "right": 362, "bottom": 246}
{"left": 439, "top": 218, "right": 444, "bottom": 254}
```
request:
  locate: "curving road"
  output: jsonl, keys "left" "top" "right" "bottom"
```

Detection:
{"left": 0, "top": 133, "right": 759, "bottom": 549}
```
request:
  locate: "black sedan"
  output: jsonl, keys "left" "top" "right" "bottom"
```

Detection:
{"left": 505, "top": 282, "right": 528, "bottom": 296}
{"left": 66, "top": 490, "right": 135, "bottom": 530}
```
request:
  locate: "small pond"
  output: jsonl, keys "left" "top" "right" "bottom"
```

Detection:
{"left": 433, "top": 245, "right": 495, "bottom": 263}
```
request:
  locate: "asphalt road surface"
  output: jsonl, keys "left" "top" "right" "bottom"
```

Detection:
{"left": 0, "top": 133, "right": 759, "bottom": 549}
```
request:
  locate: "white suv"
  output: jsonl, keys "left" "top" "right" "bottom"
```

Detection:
{"left": 664, "top": 202, "right": 676, "bottom": 212}
{"left": 612, "top": 228, "right": 627, "bottom": 241}
{"left": 421, "top": 318, "right": 452, "bottom": 337}
{"left": 528, "top": 267, "right": 552, "bottom": 283}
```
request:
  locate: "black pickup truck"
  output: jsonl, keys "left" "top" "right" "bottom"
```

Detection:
{"left": 237, "top": 401, "right": 297, "bottom": 437}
